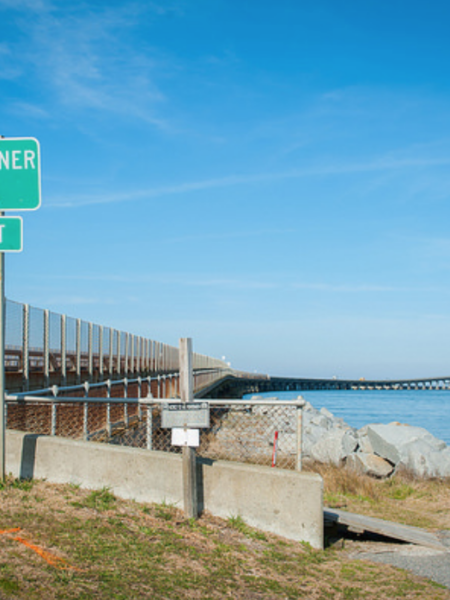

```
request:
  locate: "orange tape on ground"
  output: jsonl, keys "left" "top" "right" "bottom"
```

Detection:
{"left": 1, "top": 528, "right": 82, "bottom": 571}
{"left": 0, "top": 528, "right": 21, "bottom": 535}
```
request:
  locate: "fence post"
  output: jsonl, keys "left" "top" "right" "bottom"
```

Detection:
{"left": 83, "top": 381, "right": 89, "bottom": 441}
{"left": 124, "top": 377, "right": 129, "bottom": 427}
{"left": 180, "top": 337, "right": 197, "bottom": 519}
{"left": 61, "top": 314, "right": 66, "bottom": 386}
{"left": 296, "top": 405, "right": 303, "bottom": 472}
{"left": 125, "top": 332, "right": 129, "bottom": 376}
{"left": 116, "top": 331, "right": 121, "bottom": 376}
{"left": 146, "top": 405, "right": 153, "bottom": 450}
{"left": 106, "top": 379, "right": 111, "bottom": 437}
{"left": 76, "top": 318, "right": 81, "bottom": 384}
{"left": 144, "top": 374, "right": 153, "bottom": 449}
{"left": 43, "top": 309, "right": 50, "bottom": 388}
{"left": 22, "top": 304, "right": 30, "bottom": 392}
{"left": 136, "top": 335, "right": 140, "bottom": 374}
{"left": 88, "top": 322, "right": 93, "bottom": 381}
{"left": 137, "top": 376, "right": 142, "bottom": 420}
{"left": 99, "top": 325, "right": 103, "bottom": 379}
{"left": 51, "top": 402, "right": 57, "bottom": 436}
{"left": 109, "top": 328, "right": 114, "bottom": 377}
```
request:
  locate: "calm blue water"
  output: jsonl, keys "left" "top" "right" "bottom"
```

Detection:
{"left": 244, "top": 390, "right": 450, "bottom": 446}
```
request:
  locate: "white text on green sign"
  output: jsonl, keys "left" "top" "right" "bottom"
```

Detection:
{"left": 0, "top": 138, "right": 41, "bottom": 210}
{"left": 0, "top": 217, "right": 23, "bottom": 252}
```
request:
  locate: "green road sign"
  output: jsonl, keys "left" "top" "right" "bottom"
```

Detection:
{"left": 0, "top": 217, "right": 23, "bottom": 252}
{"left": 0, "top": 138, "right": 41, "bottom": 210}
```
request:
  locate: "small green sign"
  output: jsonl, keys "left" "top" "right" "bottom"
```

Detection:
{"left": 0, "top": 138, "right": 41, "bottom": 210}
{"left": 0, "top": 217, "right": 23, "bottom": 252}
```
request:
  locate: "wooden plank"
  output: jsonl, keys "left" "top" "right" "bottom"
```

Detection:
{"left": 324, "top": 508, "right": 448, "bottom": 551}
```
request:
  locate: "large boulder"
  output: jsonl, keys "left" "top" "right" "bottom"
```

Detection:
{"left": 365, "top": 422, "right": 449, "bottom": 477}
{"left": 309, "top": 428, "right": 358, "bottom": 466}
{"left": 398, "top": 441, "right": 450, "bottom": 478}
{"left": 347, "top": 452, "right": 394, "bottom": 478}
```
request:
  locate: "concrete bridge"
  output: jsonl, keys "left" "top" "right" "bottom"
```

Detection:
{"left": 198, "top": 374, "right": 450, "bottom": 398}
{"left": 4, "top": 298, "right": 450, "bottom": 398}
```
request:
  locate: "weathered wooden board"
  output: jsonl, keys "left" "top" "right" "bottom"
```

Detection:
{"left": 324, "top": 508, "right": 448, "bottom": 551}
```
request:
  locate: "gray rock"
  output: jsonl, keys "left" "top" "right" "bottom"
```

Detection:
{"left": 366, "top": 422, "right": 450, "bottom": 477}
{"left": 367, "top": 423, "right": 445, "bottom": 462}
{"left": 356, "top": 426, "right": 374, "bottom": 454}
{"left": 342, "top": 430, "right": 358, "bottom": 455}
{"left": 310, "top": 428, "right": 353, "bottom": 465}
{"left": 320, "top": 407, "right": 335, "bottom": 420}
{"left": 347, "top": 452, "right": 394, "bottom": 478}
{"left": 398, "top": 441, "right": 450, "bottom": 478}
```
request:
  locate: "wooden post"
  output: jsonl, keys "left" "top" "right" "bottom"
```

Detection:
{"left": 180, "top": 337, "right": 198, "bottom": 519}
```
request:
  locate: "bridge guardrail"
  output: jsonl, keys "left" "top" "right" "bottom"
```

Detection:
{"left": 5, "top": 298, "right": 229, "bottom": 392}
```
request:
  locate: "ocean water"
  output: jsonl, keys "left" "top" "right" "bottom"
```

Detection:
{"left": 244, "top": 389, "right": 450, "bottom": 446}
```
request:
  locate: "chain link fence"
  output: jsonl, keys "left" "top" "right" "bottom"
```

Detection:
{"left": 6, "top": 384, "right": 304, "bottom": 470}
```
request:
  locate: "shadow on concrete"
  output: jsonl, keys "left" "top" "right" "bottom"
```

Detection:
{"left": 19, "top": 434, "right": 41, "bottom": 480}
{"left": 197, "top": 456, "right": 215, "bottom": 515}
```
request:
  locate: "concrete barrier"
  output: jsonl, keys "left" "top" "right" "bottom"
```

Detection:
{"left": 5, "top": 430, "right": 323, "bottom": 549}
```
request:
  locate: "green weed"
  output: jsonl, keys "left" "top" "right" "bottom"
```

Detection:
{"left": 0, "top": 476, "right": 34, "bottom": 492}
{"left": 0, "top": 577, "right": 20, "bottom": 592}
{"left": 71, "top": 487, "right": 116, "bottom": 511}
{"left": 228, "top": 515, "right": 267, "bottom": 541}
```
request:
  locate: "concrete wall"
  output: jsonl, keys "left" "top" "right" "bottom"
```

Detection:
{"left": 6, "top": 430, "right": 323, "bottom": 549}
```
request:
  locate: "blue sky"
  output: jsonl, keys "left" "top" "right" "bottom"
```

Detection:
{"left": 1, "top": 0, "right": 450, "bottom": 379}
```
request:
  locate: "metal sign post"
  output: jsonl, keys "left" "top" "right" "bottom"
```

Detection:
{"left": 0, "top": 250, "right": 5, "bottom": 479}
{"left": 0, "top": 136, "right": 41, "bottom": 480}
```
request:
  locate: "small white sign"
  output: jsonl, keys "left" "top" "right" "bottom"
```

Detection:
{"left": 171, "top": 428, "right": 200, "bottom": 447}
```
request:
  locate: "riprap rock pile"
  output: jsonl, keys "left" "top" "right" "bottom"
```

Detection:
{"left": 301, "top": 400, "right": 450, "bottom": 478}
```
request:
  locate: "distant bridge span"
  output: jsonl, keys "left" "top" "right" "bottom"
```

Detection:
{"left": 198, "top": 374, "right": 450, "bottom": 399}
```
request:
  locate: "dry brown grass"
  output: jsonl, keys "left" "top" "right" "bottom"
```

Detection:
{"left": 0, "top": 477, "right": 449, "bottom": 599}
{"left": 305, "top": 461, "right": 450, "bottom": 530}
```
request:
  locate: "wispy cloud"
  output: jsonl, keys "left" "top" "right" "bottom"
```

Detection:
{"left": 9, "top": 102, "right": 50, "bottom": 119}
{"left": 26, "top": 271, "right": 278, "bottom": 290}
{"left": 1, "top": 1, "right": 174, "bottom": 127}
{"left": 23, "top": 269, "right": 442, "bottom": 294}
{"left": 47, "top": 154, "right": 450, "bottom": 208}
{"left": 292, "top": 283, "right": 412, "bottom": 293}
{"left": 165, "top": 228, "right": 296, "bottom": 243}
{"left": 0, "top": 0, "right": 50, "bottom": 9}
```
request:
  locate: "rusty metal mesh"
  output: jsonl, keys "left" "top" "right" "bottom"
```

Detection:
{"left": 6, "top": 395, "right": 300, "bottom": 470}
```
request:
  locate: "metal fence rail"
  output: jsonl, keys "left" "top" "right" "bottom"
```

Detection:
{"left": 5, "top": 298, "right": 229, "bottom": 392}
{"left": 5, "top": 387, "right": 305, "bottom": 471}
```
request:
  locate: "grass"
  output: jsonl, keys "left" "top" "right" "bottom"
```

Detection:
{"left": 306, "top": 462, "right": 450, "bottom": 530}
{"left": 0, "top": 476, "right": 449, "bottom": 599}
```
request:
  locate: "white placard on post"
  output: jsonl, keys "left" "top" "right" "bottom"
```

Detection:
{"left": 171, "top": 428, "right": 200, "bottom": 447}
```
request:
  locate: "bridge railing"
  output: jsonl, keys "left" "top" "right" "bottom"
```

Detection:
{"left": 5, "top": 299, "right": 229, "bottom": 393}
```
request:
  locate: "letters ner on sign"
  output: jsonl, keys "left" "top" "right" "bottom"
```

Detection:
{"left": 0, "top": 138, "right": 41, "bottom": 210}
{"left": 161, "top": 402, "right": 210, "bottom": 429}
